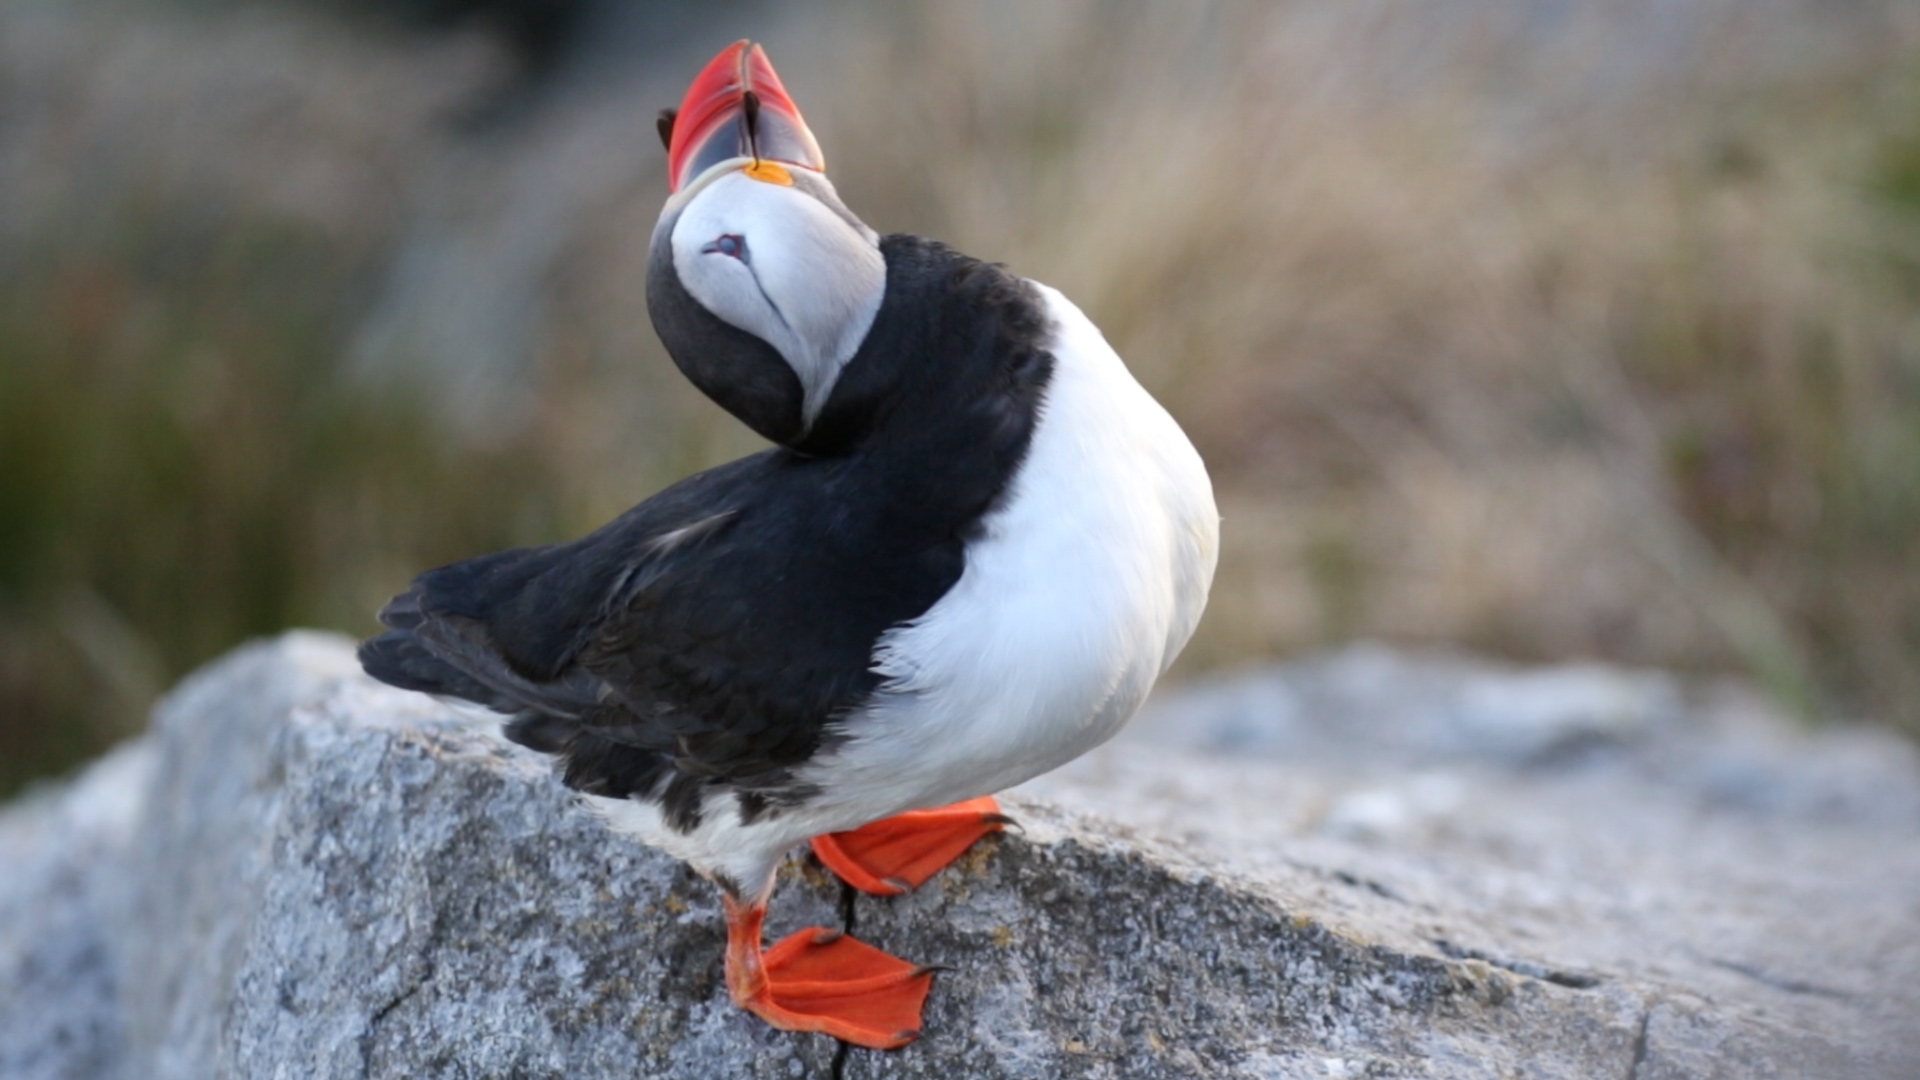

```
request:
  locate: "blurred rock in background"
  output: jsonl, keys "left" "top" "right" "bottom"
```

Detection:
{"left": 3, "top": 0, "right": 1919, "bottom": 796}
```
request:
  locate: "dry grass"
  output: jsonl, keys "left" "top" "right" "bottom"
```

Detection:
{"left": 3, "top": 0, "right": 1919, "bottom": 795}
{"left": 789, "top": 0, "right": 1920, "bottom": 719}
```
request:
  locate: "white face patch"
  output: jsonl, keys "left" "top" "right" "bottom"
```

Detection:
{"left": 669, "top": 171, "right": 885, "bottom": 430}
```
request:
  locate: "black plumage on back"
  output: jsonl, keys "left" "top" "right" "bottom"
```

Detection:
{"left": 358, "top": 236, "right": 1054, "bottom": 832}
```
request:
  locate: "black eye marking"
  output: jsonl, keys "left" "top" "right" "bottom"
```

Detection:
{"left": 702, "top": 234, "right": 748, "bottom": 261}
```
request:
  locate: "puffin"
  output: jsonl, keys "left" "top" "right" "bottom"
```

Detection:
{"left": 359, "top": 39, "right": 1218, "bottom": 1050}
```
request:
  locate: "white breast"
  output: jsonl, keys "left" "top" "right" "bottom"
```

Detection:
{"left": 803, "top": 283, "right": 1220, "bottom": 820}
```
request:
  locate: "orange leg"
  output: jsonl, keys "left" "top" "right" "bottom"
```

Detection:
{"left": 722, "top": 893, "right": 934, "bottom": 1049}
{"left": 810, "top": 796, "right": 1010, "bottom": 896}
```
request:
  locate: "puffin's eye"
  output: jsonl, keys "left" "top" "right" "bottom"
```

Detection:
{"left": 702, "top": 234, "right": 747, "bottom": 261}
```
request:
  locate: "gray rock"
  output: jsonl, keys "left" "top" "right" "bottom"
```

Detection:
{"left": 3, "top": 634, "right": 1916, "bottom": 1078}
{"left": 0, "top": 741, "right": 147, "bottom": 1080}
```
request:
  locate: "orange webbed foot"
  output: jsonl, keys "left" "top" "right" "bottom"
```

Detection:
{"left": 810, "top": 796, "right": 1010, "bottom": 896}
{"left": 724, "top": 896, "right": 933, "bottom": 1049}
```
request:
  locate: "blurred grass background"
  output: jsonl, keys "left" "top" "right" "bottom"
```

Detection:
{"left": 3, "top": 0, "right": 1918, "bottom": 797}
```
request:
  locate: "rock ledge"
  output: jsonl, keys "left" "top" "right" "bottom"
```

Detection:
{"left": 2, "top": 634, "right": 1916, "bottom": 1079}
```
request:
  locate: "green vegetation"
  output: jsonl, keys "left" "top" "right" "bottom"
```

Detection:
{"left": 0, "top": 211, "right": 582, "bottom": 796}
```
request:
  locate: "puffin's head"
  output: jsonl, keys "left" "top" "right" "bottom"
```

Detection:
{"left": 648, "top": 41, "right": 883, "bottom": 449}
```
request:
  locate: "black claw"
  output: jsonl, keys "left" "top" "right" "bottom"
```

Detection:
{"left": 910, "top": 964, "right": 953, "bottom": 977}
{"left": 983, "top": 813, "right": 1022, "bottom": 831}
{"left": 655, "top": 107, "right": 677, "bottom": 151}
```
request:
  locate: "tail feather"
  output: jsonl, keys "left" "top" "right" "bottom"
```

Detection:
{"left": 500, "top": 713, "right": 674, "bottom": 802}
{"left": 359, "top": 543, "right": 683, "bottom": 806}
{"left": 375, "top": 588, "right": 425, "bottom": 630}
{"left": 502, "top": 712, "right": 576, "bottom": 753}
{"left": 558, "top": 727, "right": 675, "bottom": 802}
{"left": 358, "top": 630, "right": 518, "bottom": 713}
{"left": 362, "top": 628, "right": 674, "bottom": 801}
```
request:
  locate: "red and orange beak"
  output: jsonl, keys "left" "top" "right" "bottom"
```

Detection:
{"left": 665, "top": 41, "right": 825, "bottom": 195}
